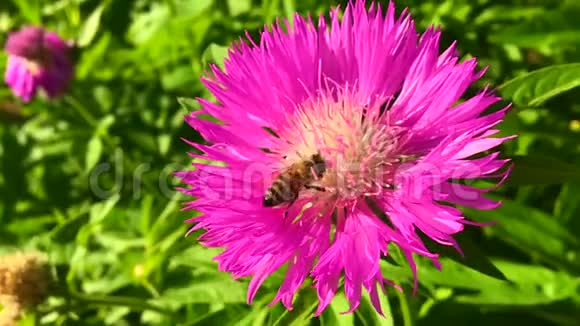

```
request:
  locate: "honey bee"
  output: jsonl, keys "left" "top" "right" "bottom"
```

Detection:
{"left": 263, "top": 152, "right": 326, "bottom": 208}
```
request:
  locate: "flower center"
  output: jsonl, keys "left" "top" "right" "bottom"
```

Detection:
{"left": 271, "top": 92, "right": 402, "bottom": 205}
{"left": 23, "top": 58, "right": 42, "bottom": 75}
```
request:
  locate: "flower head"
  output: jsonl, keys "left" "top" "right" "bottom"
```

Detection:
{"left": 0, "top": 295, "right": 23, "bottom": 326}
{"left": 4, "top": 26, "right": 74, "bottom": 102}
{"left": 0, "top": 252, "right": 50, "bottom": 307}
{"left": 178, "top": 0, "right": 513, "bottom": 314}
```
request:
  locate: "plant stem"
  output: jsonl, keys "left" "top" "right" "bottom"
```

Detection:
{"left": 396, "top": 290, "right": 414, "bottom": 326}
{"left": 68, "top": 291, "right": 171, "bottom": 315}
{"left": 64, "top": 95, "right": 97, "bottom": 126}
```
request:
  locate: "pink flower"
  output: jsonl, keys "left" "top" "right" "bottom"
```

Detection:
{"left": 178, "top": 0, "right": 513, "bottom": 315}
{"left": 4, "top": 26, "right": 74, "bottom": 102}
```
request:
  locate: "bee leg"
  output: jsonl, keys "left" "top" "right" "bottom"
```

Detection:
{"left": 305, "top": 184, "right": 326, "bottom": 192}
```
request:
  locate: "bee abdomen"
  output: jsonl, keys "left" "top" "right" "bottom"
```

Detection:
{"left": 263, "top": 179, "right": 297, "bottom": 207}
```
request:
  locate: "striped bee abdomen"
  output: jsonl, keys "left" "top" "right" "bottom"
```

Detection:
{"left": 263, "top": 176, "right": 299, "bottom": 207}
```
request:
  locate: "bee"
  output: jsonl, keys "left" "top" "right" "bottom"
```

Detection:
{"left": 263, "top": 152, "right": 326, "bottom": 208}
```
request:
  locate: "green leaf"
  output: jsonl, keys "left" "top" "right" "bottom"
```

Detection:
{"left": 161, "top": 66, "right": 196, "bottom": 91}
{"left": 6, "top": 215, "right": 55, "bottom": 237}
{"left": 85, "top": 136, "right": 103, "bottom": 172}
{"left": 409, "top": 258, "right": 499, "bottom": 291}
{"left": 126, "top": 3, "right": 171, "bottom": 45}
{"left": 487, "top": 6, "right": 580, "bottom": 53}
{"left": 201, "top": 43, "right": 229, "bottom": 69}
{"left": 93, "top": 233, "right": 145, "bottom": 253}
{"left": 499, "top": 63, "right": 580, "bottom": 107}
{"left": 507, "top": 155, "right": 580, "bottom": 185}
{"left": 354, "top": 294, "right": 394, "bottom": 326}
{"left": 321, "top": 293, "right": 354, "bottom": 326}
{"left": 77, "top": 32, "right": 112, "bottom": 80}
{"left": 474, "top": 6, "right": 544, "bottom": 25}
{"left": 178, "top": 304, "right": 249, "bottom": 326}
{"left": 382, "top": 256, "right": 507, "bottom": 295}
{"left": 156, "top": 273, "right": 246, "bottom": 304}
{"left": 147, "top": 196, "right": 183, "bottom": 248}
{"left": 420, "top": 230, "right": 508, "bottom": 282}
{"left": 50, "top": 212, "right": 90, "bottom": 244}
{"left": 140, "top": 195, "right": 154, "bottom": 235}
{"left": 104, "top": 307, "right": 130, "bottom": 325}
{"left": 555, "top": 183, "right": 580, "bottom": 224}
{"left": 282, "top": 0, "right": 297, "bottom": 21}
{"left": 273, "top": 286, "right": 319, "bottom": 326}
{"left": 89, "top": 195, "right": 120, "bottom": 223}
{"left": 388, "top": 257, "right": 580, "bottom": 306}
{"left": 378, "top": 259, "right": 414, "bottom": 285}
{"left": 177, "top": 97, "right": 200, "bottom": 113}
{"left": 93, "top": 86, "right": 114, "bottom": 112}
{"left": 170, "top": 246, "right": 224, "bottom": 273}
{"left": 77, "top": 2, "right": 108, "bottom": 47}
{"left": 96, "top": 115, "right": 115, "bottom": 136}
{"left": 465, "top": 199, "right": 580, "bottom": 270}
{"left": 490, "top": 29, "right": 580, "bottom": 52}
{"left": 8, "top": 0, "right": 41, "bottom": 23}
{"left": 380, "top": 226, "right": 505, "bottom": 286}
{"left": 158, "top": 134, "right": 171, "bottom": 156}
{"left": 455, "top": 261, "right": 580, "bottom": 305}
{"left": 175, "top": 0, "right": 215, "bottom": 17}
{"left": 227, "top": 0, "right": 252, "bottom": 16}
{"left": 82, "top": 273, "right": 133, "bottom": 295}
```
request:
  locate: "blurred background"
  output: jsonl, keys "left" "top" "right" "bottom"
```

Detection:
{"left": 0, "top": 0, "right": 579, "bottom": 325}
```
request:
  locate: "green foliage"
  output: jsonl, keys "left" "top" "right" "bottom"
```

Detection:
{"left": 1, "top": 0, "right": 580, "bottom": 325}
{"left": 499, "top": 63, "right": 580, "bottom": 107}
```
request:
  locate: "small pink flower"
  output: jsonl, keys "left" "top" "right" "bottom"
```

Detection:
{"left": 4, "top": 26, "right": 74, "bottom": 102}
{"left": 178, "top": 0, "right": 514, "bottom": 315}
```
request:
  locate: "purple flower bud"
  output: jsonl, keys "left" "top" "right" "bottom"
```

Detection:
{"left": 4, "top": 26, "right": 74, "bottom": 102}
